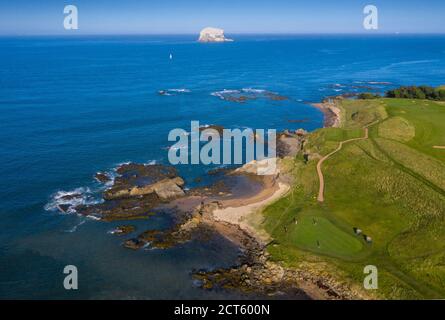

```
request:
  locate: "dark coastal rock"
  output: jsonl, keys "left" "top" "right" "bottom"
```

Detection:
{"left": 192, "top": 264, "right": 308, "bottom": 298}
{"left": 323, "top": 108, "right": 340, "bottom": 128}
{"left": 213, "top": 89, "right": 289, "bottom": 103}
{"left": 276, "top": 130, "right": 306, "bottom": 158}
{"left": 187, "top": 180, "right": 231, "bottom": 197}
{"left": 59, "top": 193, "right": 82, "bottom": 201}
{"left": 95, "top": 172, "right": 111, "bottom": 184}
{"left": 132, "top": 219, "right": 214, "bottom": 250}
{"left": 226, "top": 95, "right": 250, "bottom": 103}
{"left": 55, "top": 193, "right": 84, "bottom": 213}
{"left": 124, "top": 238, "right": 145, "bottom": 250}
{"left": 264, "top": 92, "right": 289, "bottom": 101}
{"left": 191, "top": 227, "right": 307, "bottom": 297}
{"left": 104, "top": 164, "right": 184, "bottom": 200}
{"left": 153, "top": 178, "right": 185, "bottom": 200}
{"left": 124, "top": 201, "right": 223, "bottom": 251}
{"left": 76, "top": 193, "right": 159, "bottom": 221}
{"left": 110, "top": 225, "right": 136, "bottom": 236}
{"left": 57, "top": 204, "right": 71, "bottom": 213}
{"left": 207, "top": 167, "right": 232, "bottom": 176}
{"left": 75, "top": 162, "right": 238, "bottom": 221}
{"left": 104, "top": 177, "right": 185, "bottom": 200}
{"left": 192, "top": 248, "right": 348, "bottom": 299}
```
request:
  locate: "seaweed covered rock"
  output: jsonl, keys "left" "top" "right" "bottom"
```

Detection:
{"left": 103, "top": 163, "right": 185, "bottom": 200}
{"left": 109, "top": 225, "right": 136, "bottom": 236}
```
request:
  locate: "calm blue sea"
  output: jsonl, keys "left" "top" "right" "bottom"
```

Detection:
{"left": 0, "top": 34, "right": 444, "bottom": 299}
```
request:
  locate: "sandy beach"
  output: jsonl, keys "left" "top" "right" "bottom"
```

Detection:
{"left": 213, "top": 181, "right": 290, "bottom": 243}
{"left": 312, "top": 100, "right": 342, "bottom": 128}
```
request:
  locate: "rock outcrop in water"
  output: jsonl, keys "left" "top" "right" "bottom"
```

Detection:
{"left": 104, "top": 176, "right": 185, "bottom": 200}
{"left": 109, "top": 225, "right": 135, "bottom": 236}
{"left": 76, "top": 163, "right": 186, "bottom": 221}
{"left": 103, "top": 164, "right": 184, "bottom": 200}
{"left": 211, "top": 89, "right": 288, "bottom": 103}
{"left": 198, "top": 27, "right": 233, "bottom": 42}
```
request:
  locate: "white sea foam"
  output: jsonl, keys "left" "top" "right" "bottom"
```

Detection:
{"left": 167, "top": 88, "right": 191, "bottom": 93}
{"left": 367, "top": 81, "right": 392, "bottom": 85}
{"left": 241, "top": 88, "right": 267, "bottom": 93}
{"left": 94, "top": 170, "right": 117, "bottom": 188}
{"left": 114, "top": 160, "right": 156, "bottom": 170}
{"left": 142, "top": 242, "right": 151, "bottom": 249}
{"left": 211, "top": 88, "right": 274, "bottom": 100}
{"left": 114, "top": 161, "right": 131, "bottom": 170}
{"left": 210, "top": 89, "right": 240, "bottom": 99}
{"left": 64, "top": 219, "right": 86, "bottom": 233}
{"left": 44, "top": 187, "right": 99, "bottom": 214}
{"left": 160, "top": 89, "right": 191, "bottom": 96}
{"left": 86, "top": 215, "right": 101, "bottom": 221}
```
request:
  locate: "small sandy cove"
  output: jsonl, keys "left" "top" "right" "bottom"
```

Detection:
{"left": 213, "top": 177, "right": 290, "bottom": 243}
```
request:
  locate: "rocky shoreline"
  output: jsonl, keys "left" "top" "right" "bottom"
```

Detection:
{"left": 52, "top": 102, "right": 363, "bottom": 299}
{"left": 311, "top": 96, "right": 343, "bottom": 128}
{"left": 186, "top": 161, "right": 365, "bottom": 300}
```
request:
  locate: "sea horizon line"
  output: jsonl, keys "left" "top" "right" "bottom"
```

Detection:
{"left": 1, "top": 32, "right": 445, "bottom": 38}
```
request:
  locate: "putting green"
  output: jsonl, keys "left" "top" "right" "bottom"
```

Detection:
{"left": 289, "top": 216, "right": 363, "bottom": 257}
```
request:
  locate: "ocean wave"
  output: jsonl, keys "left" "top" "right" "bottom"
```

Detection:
{"left": 210, "top": 88, "right": 282, "bottom": 102}
{"left": 86, "top": 215, "right": 101, "bottom": 221}
{"left": 388, "top": 59, "right": 438, "bottom": 67}
{"left": 211, "top": 89, "right": 240, "bottom": 99}
{"left": 168, "top": 88, "right": 191, "bottom": 93}
{"left": 111, "top": 160, "right": 157, "bottom": 174}
{"left": 367, "top": 81, "right": 392, "bottom": 85}
{"left": 44, "top": 187, "right": 100, "bottom": 214}
{"left": 241, "top": 88, "right": 267, "bottom": 93}
{"left": 64, "top": 219, "right": 86, "bottom": 233}
{"left": 143, "top": 242, "right": 152, "bottom": 249}
{"left": 159, "top": 88, "right": 191, "bottom": 96}
{"left": 114, "top": 161, "right": 132, "bottom": 168}
{"left": 46, "top": 160, "right": 159, "bottom": 215}
{"left": 94, "top": 170, "right": 117, "bottom": 188}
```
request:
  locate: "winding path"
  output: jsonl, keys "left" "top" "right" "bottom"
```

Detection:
{"left": 317, "top": 121, "right": 379, "bottom": 202}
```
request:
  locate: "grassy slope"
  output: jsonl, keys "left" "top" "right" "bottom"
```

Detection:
{"left": 262, "top": 98, "right": 445, "bottom": 299}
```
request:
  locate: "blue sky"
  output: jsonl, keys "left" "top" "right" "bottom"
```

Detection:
{"left": 1, "top": 0, "right": 444, "bottom": 35}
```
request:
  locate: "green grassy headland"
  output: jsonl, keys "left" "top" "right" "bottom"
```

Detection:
{"left": 262, "top": 98, "right": 445, "bottom": 299}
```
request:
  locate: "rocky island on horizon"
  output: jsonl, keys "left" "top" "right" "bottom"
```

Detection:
{"left": 198, "top": 27, "right": 233, "bottom": 42}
